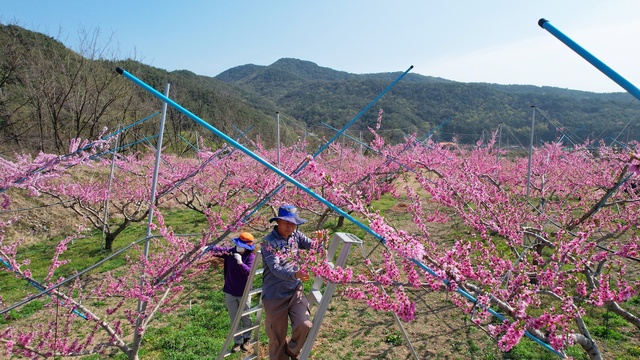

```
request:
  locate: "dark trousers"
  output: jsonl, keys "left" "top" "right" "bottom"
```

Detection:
{"left": 262, "top": 286, "right": 312, "bottom": 360}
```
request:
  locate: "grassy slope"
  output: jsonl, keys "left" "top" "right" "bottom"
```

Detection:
{"left": 1, "top": 190, "right": 639, "bottom": 359}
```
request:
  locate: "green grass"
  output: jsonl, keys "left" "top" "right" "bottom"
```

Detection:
{"left": 2, "top": 203, "right": 639, "bottom": 359}
{"left": 505, "top": 338, "right": 562, "bottom": 360}
{"left": 591, "top": 325, "right": 626, "bottom": 340}
{"left": 564, "top": 346, "right": 590, "bottom": 360}
{"left": 0, "top": 207, "right": 210, "bottom": 304}
{"left": 467, "top": 338, "right": 481, "bottom": 355}
{"left": 162, "top": 208, "right": 208, "bottom": 234}
{"left": 383, "top": 331, "right": 404, "bottom": 346}
{"left": 0, "top": 299, "right": 45, "bottom": 324}
{"left": 351, "top": 338, "right": 366, "bottom": 348}
{"left": 328, "top": 327, "right": 350, "bottom": 342}
{"left": 601, "top": 311, "right": 630, "bottom": 328}
{"left": 626, "top": 345, "right": 640, "bottom": 357}
{"left": 144, "top": 305, "right": 227, "bottom": 359}
{"left": 0, "top": 220, "right": 148, "bottom": 304}
{"left": 141, "top": 273, "right": 269, "bottom": 359}
{"left": 505, "top": 338, "right": 590, "bottom": 360}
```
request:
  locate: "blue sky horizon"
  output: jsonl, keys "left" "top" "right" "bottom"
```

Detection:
{"left": 2, "top": 1, "right": 640, "bottom": 93}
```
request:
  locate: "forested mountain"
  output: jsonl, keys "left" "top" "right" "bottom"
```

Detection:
{"left": 0, "top": 24, "right": 279, "bottom": 156}
{"left": 1, "top": 23, "right": 639, "bottom": 157}
{"left": 217, "top": 58, "right": 640, "bottom": 146}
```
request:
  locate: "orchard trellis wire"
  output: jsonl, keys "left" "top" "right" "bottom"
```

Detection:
{"left": 153, "top": 66, "right": 415, "bottom": 289}
{"left": 112, "top": 17, "right": 640, "bottom": 358}
{"left": 0, "top": 65, "right": 416, "bottom": 358}
{"left": 2, "top": 17, "right": 639, "bottom": 360}
{"left": 116, "top": 66, "right": 565, "bottom": 357}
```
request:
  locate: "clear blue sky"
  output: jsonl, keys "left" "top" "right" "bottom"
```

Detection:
{"left": 2, "top": 0, "right": 639, "bottom": 93}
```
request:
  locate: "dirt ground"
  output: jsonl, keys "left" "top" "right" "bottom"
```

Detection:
{"left": 304, "top": 288, "right": 500, "bottom": 360}
{"left": 3, "top": 185, "right": 639, "bottom": 360}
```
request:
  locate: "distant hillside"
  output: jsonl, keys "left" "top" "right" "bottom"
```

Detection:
{"left": 0, "top": 24, "right": 288, "bottom": 155}
{"left": 2, "top": 23, "right": 639, "bottom": 156}
{"left": 217, "top": 58, "right": 640, "bottom": 146}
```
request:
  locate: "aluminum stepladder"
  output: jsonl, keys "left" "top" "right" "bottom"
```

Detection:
{"left": 217, "top": 251, "right": 263, "bottom": 360}
{"left": 298, "top": 232, "right": 361, "bottom": 360}
{"left": 298, "top": 232, "right": 418, "bottom": 360}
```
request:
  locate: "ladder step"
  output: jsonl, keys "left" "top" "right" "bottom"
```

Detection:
{"left": 217, "top": 257, "right": 263, "bottom": 360}
{"left": 233, "top": 323, "right": 261, "bottom": 337}
{"left": 310, "top": 289, "right": 323, "bottom": 304}
{"left": 222, "top": 351, "right": 259, "bottom": 360}
{"left": 221, "top": 350, "right": 259, "bottom": 359}
{"left": 242, "top": 305, "right": 262, "bottom": 316}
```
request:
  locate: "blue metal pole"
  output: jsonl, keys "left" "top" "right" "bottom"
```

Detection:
{"left": 313, "top": 66, "right": 413, "bottom": 158}
{"left": 320, "top": 121, "right": 416, "bottom": 174}
{"left": 418, "top": 117, "right": 452, "bottom": 143}
{"left": 0, "top": 256, "right": 87, "bottom": 319}
{"left": 539, "top": 18, "right": 640, "bottom": 101}
{"left": 117, "top": 68, "right": 563, "bottom": 357}
{"left": 230, "top": 67, "right": 414, "bottom": 224}
{"left": 116, "top": 67, "right": 381, "bottom": 240}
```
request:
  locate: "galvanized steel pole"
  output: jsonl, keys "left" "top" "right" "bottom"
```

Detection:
{"left": 276, "top": 111, "right": 281, "bottom": 168}
{"left": 117, "top": 67, "right": 564, "bottom": 358}
{"left": 526, "top": 106, "right": 536, "bottom": 200}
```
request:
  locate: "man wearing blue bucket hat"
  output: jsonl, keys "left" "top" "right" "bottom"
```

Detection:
{"left": 205, "top": 232, "right": 256, "bottom": 353}
{"left": 262, "top": 205, "right": 313, "bottom": 360}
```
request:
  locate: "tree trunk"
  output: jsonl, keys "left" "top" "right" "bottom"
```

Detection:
{"left": 572, "top": 333, "right": 601, "bottom": 360}
{"left": 315, "top": 207, "right": 332, "bottom": 230}
{"left": 573, "top": 314, "right": 602, "bottom": 360}
{"left": 105, "top": 218, "right": 131, "bottom": 251}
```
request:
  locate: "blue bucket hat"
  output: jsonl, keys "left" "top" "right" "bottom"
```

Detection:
{"left": 232, "top": 232, "right": 255, "bottom": 251}
{"left": 269, "top": 205, "right": 307, "bottom": 225}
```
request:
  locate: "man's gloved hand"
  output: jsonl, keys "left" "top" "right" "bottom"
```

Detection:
{"left": 234, "top": 253, "right": 243, "bottom": 265}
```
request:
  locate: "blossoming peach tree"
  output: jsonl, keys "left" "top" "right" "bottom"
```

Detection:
{"left": 297, "top": 134, "right": 639, "bottom": 360}
{"left": 0, "top": 133, "right": 401, "bottom": 359}
{"left": 1, "top": 130, "right": 638, "bottom": 360}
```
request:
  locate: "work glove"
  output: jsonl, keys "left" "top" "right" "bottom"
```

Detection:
{"left": 233, "top": 253, "right": 243, "bottom": 265}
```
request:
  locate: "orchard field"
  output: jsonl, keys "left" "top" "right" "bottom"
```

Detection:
{"left": 1, "top": 128, "right": 639, "bottom": 359}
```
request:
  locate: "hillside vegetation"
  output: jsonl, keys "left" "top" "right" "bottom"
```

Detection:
{"left": 3, "top": 21, "right": 640, "bottom": 360}
{"left": 2, "top": 23, "right": 640, "bottom": 158}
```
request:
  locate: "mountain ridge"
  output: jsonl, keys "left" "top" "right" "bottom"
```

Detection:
{"left": 1, "top": 22, "right": 638, "bottom": 155}
{"left": 214, "top": 57, "right": 638, "bottom": 145}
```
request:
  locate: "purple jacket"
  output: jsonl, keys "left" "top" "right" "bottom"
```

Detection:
{"left": 209, "top": 246, "right": 255, "bottom": 297}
